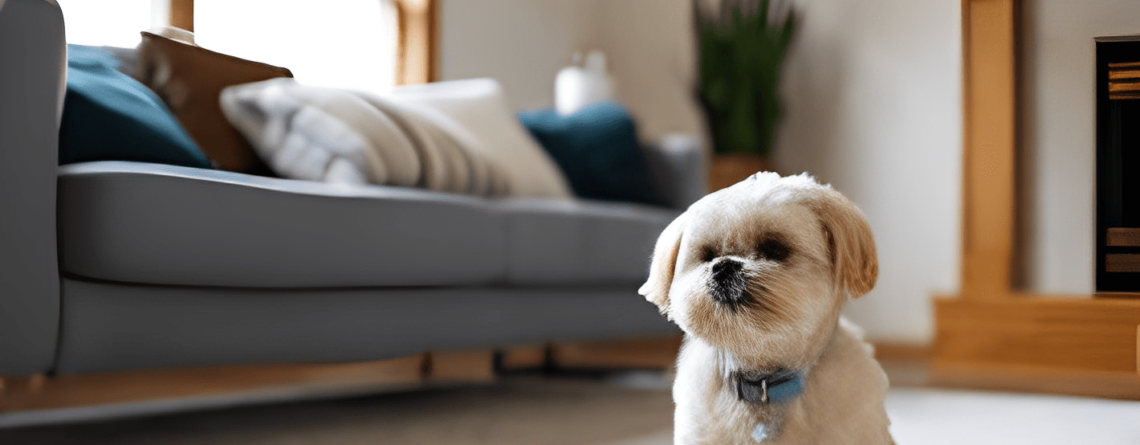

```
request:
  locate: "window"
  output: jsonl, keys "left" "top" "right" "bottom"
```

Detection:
{"left": 194, "top": 0, "right": 398, "bottom": 93}
{"left": 54, "top": 0, "right": 402, "bottom": 94}
{"left": 56, "top": 0, "right": 153, "bottom": 47}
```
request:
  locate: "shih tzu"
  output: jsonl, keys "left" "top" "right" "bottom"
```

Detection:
{"left": 640, "top": 172, "right": 893, "bottom": 444}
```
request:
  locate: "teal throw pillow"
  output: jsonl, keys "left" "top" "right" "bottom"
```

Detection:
{"left": 59, "top": 45, "right": 212, "bottom": 168}
{"left": 518, "top": 102, "right": 660, "bottom": 205}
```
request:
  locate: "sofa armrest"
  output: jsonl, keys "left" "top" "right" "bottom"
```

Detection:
{"left": 0, "top": 0, "right": 66, "bottom": 375}
{"left": 641, "top": 133, "right": 707, "bottom": 210}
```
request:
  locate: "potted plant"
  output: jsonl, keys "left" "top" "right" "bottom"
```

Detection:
{"left": 695, "top": 0, "right": 796, "bottom": 190}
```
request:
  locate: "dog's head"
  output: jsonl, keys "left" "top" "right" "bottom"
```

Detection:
{"left": 639, "top": 172, "right": 877, "bottom": 367}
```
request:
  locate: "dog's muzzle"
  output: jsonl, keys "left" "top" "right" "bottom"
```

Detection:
{"left": 710, "top": 258, "right": 750, "bottom": 309}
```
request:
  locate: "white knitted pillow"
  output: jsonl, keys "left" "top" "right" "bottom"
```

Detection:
{"left": 389, "top": 78, "right": 573, "bottom": 199}
{"left": 220, "top": 79, "right": 422, "bottom": 186}
{"left": 220, "top": 78, "right": 507, "bottom": 196}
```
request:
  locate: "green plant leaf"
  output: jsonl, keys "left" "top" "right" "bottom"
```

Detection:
{"left": 696, "top": 0, "right": 795, "bottom": 156}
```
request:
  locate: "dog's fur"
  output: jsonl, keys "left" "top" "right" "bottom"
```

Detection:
{"left": 640, "top": 172, "right": 893, "bottom": 444}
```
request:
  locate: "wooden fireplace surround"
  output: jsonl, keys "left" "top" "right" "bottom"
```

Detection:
{"left": 932, "top": 0, "right": 1140, "bottom": 399}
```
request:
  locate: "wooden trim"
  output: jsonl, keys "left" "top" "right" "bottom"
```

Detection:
{"left": 1106, "top": 254, "right": 1140, "bottom": 272}
{"left": 872, "top": 343, "right": 932, "bottom": 388}
{"left": 0, "top": 355, "right": 428, "bottom": 415}
{"left": 934, "top": 0, "right": 1140, "bottom": 399}
{"left": 934, "top": 295, "right": 1140, "bottom": 373}
{"left": 499, "top": 345, "right": 549, "bottom": 370}
{"left": 872, "top": 343, "right": 931, "bottom": 361}
{"left": 1109, "top": 61, "right": 1140, "bottom": 69}
{"left": 550, "top": 336, "right": 682, "bottom": 369}
{"left": 395, "top": 0, "right": 439, "bottom": 85}
{"left": 1108, "top": 82, "right": 1140, "bottom": 92}
{"left": 959, "top": 0, "right": 1017, "bottom": 301}
{"left": 0, "top": 351, "right": 499, "bottom": 418}
{"left": 168, "top": 0, "right": 194, "bottom": 32}
{"left": 425, "top": 350, "right": 495, "bottom": 383}
{"left": 933, "top": 295, "right": 1140, "bottom": 397}
{"left": 1096, "top": 292, "right": 1140, "bottom": 299}
{"left": 1107, "top": 228, "right": 1140, "bottom": 246}
{"left": 1108, "top": 69, "right": 1140, "bottom": 80}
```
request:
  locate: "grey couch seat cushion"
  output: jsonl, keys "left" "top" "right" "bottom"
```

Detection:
{"left": 58, "top": 161, "right": 508, "bottom": 288}
{"left": 497, "top": 199, "right": 678, "bottom": 286}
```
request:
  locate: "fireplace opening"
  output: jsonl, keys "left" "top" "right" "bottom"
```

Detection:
{"left": 1096, "top": 35, "right": 1140, "bottom": 293}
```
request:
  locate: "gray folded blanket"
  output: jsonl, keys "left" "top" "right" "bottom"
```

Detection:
{"left": 220, "top": 78, "right": 508, "bottom": 196}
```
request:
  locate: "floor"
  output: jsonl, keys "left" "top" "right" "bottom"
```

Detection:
{"left": 886, "top": 387, "right": 1140, "bottom": 445}
{"left": 1, "top": 370, "right": 1138, "bottom": 445}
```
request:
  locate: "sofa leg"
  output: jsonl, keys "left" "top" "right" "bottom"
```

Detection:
{"left": 549, "top": 336, "right": 681, "bottom": 370}
{"left": 27, "top": 373, "right": 48, "bottom": 392}
{"left": 424, "top": 350, "right": 495, "bottom": 383}
{"left": 498, "top": 344, "right": 550, "bottom": 371}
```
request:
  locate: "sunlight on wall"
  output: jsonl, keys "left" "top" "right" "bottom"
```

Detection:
{"left": 56, "top": 0, "right": 152, "bottom": 47}
{"left": 195, "top": 0, "right": 398, "bottom": 94}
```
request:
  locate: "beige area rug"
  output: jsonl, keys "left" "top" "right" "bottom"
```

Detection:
{"left": 3, "top": 372, "right": 1139, "bottom": 445}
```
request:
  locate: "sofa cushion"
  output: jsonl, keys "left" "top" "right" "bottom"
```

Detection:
{"left": 518, "top": 101, "right": 661, "bottom": 205}
{"left": 60, "top": 45, "right": 212, "bottom": 169}
{"left": 57, "top": 161, "right": 507, "bottom": 288}
{"left": 219, "top": 78, "right": 509, "bottom": 197}
{"left": 58, "top": 162, "right": 676, "bottom": 289}
{"left": 498, "top": 199, "right": 678, "bottom": 286}
{"left": 389, "top": 78, "right": 574, "bottom": 199}
{"left": 137, "top": 31, "right": 293, "bottom": 175}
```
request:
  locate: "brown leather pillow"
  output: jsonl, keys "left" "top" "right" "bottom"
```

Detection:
{"left": 137, "top": 31, "right": 293, "bottom": 174}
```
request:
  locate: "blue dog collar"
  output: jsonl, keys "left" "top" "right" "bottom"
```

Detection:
{"left": 734, "top": 370, "right": 804, "bottom": 404}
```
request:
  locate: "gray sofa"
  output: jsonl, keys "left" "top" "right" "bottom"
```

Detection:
{"left": 0, "top": 0, "right": 704, "bottom": 377}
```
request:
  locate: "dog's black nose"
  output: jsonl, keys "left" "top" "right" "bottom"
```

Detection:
{"left": 710, "top": 258, "right": 749, "bottom": 309}
{"left": 711, "top": 258, "right": 743, "bottom": 281}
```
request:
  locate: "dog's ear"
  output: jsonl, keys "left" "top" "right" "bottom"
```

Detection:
{"left": 639, "top": 213, "right": 688, "bottom": 314}
{"left": 810, "top": 189, "right": 878, "bottom": 299}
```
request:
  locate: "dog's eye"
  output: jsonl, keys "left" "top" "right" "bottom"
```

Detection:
{"left": 757, "top": 239, "right": 791, "bottom": 262}
{"left": 701, "top": 246, "right": 717, "bottom": 263}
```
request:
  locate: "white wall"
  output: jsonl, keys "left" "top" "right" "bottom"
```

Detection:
{"left": 438, "top": 0, "right": 603, "bottom": 110}
{"left": 773, "top": 0, "right": 961, "bottom": 344}
{"left": 438, "top": 0, "right": 962, "bottom": 344}
{"left": 1020, "top": 0, "right": 1140, "bottom": 294}
{"left": 592, "top": 0, "right": 704, "bottom": 141}
{"left": 438, "top": 0, "right": 703, "bottom": 141}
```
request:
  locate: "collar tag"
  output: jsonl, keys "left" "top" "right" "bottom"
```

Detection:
{"left": 751, "top": 422, "right": 770, "bottom": 442}
{"left": 734, "top": 371, "right": 803, "bottom": 404}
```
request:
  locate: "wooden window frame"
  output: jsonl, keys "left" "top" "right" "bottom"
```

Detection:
{"left": 933, "top": 0, "right": 1140, "bottom": 399}
{"left": 393, "top": 0, "right": 439, "bottom": 85}
{"left": 164, "top": 0, "right": 437, "bottom": 85}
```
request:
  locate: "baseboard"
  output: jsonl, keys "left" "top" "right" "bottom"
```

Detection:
{"left": 549, "top": 336, "right": 682, "bottom": 370}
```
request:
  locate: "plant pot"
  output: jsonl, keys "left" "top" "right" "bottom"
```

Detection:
{"left": 708, "top": 153, "right": 775, "bottom": 192}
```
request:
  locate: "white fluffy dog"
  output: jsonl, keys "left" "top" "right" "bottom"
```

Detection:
{"left": 640, "top": 172, "right": 893, "bottom": 444}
